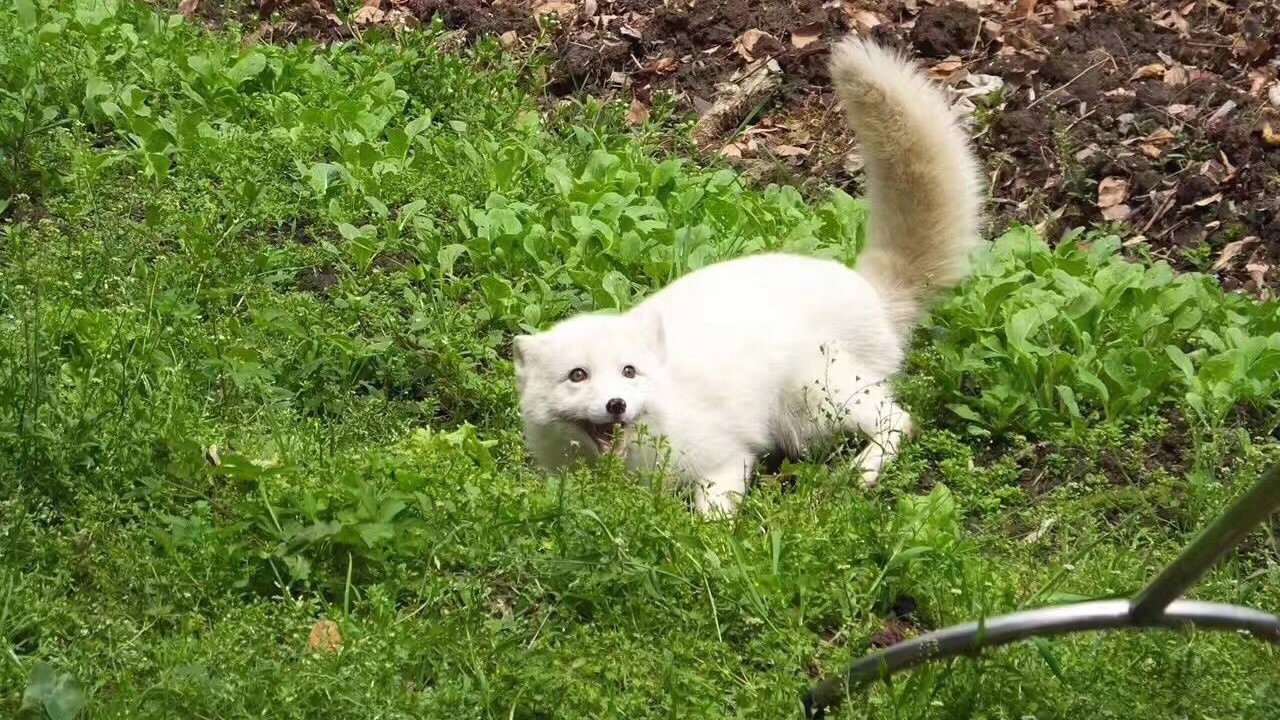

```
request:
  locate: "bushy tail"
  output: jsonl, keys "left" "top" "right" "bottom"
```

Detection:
{"left": 829, "top": 37, "right": 985, "bottom": 335}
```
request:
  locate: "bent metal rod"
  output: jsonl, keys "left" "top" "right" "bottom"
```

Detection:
{"left": 804, "top": 462, "right": 1280, "bottom": 719}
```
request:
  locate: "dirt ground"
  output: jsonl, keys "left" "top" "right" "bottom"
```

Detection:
{"left": 183, "top": 0, "right": 1280, "bottom": 297}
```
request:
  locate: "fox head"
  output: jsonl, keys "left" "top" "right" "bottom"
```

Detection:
{"left": 513, "top": 311, "right": 668, "bottom": 458}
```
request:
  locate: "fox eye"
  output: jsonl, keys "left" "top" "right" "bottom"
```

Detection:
{"left": 568, "top": 368, "right": 588, "bottom": 383}
{"left": 621, "top": 365, "right": 637, "bottom": 379}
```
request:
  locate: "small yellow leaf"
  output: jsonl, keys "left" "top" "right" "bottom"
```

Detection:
{"left": 1130, "top": 63, "right": 1166, "bottom": 80}
{"left": 627, "top": 98, "right": 650, "bottom": 126}
{"left": 1262, "top": 122, "right": 1280, "bottom": 146}
{"left": 308, "top": 620, "right": 343, "bottom": 653}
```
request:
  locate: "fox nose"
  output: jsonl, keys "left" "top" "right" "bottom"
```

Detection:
{"left": 606, "top": 398, "right": 626, "bottom": 416}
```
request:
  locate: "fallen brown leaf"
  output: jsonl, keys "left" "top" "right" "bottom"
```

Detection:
{"left": 1232, "top": 35, "right": 1271, "bottom": 64}
{"left": 929, "top": 58, "right": 965, "bottom": 79}
{"left": 1139, "top": 143, "right": 1164, "bottom": 158}
{"left": 308, "top": 620, "right": 343, "bottom": 653}
{"left": 316, "top": 2, "right": 342, "bottom": 27}
{"left": 1052, "top": 0, "right": 1077, "bottom": 26}
{"left": 352, "top": 0, "right": 384, "bottom": 25}
{"left": 735, "top": 29, "right": 784, "bottom": 62}
{"left": 981, "top": 19, "right": 1003, "bottom": 42}
{"left": 1162, "top": 65, "right": 1188, "bottom": 86}
{"left": 790, "top": 22, "right": 822, "bottom": 49}
{"left": 177, "top": 0, "right": 199, "bottom": 16}
{"left": 1015, "top": 0, "right": 1037, "bottom": 18}
{"left": 720, "top": 142, "right": 745, "bottom": 159}
{"left": 1246, "top": 70, "right": 1269, "bottom": 97}
{"left": 1130, "top": 62, "right": 1165, "bottom": 80}
{"left": 846, "top": 9, "right": 883, "bottom": 33}
{"left": 1246, "top": 261, "right": 1269, "bottom": 291}
{"left": 1141, "top": 127, "right": 1176, "bottom": 156}
{"left": 1101, "top": 204, "right": 1132, "bottom": 221}
{"left": 627, "top": 98, "right": 650, "bottom": 125}
{"left": 500, "top": 30, "right": 519, "bottom": 48}
{"left": 1211, "top": 237, "right": 1258, "bottom": 272}
{"left": 773, "top": 144, "right": 810, "bottom": 157}
{"left": 1097, "top": 176, "right": 1129, "bottom": 208}
{"left": 1153, "top": 9, "right": 1188, "bottom": 34}
{"left": 648, "top": 56, "right": 679, "bottom": 74}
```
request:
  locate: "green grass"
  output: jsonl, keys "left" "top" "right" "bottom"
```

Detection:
{"left": 3, "top": 0, "right": 1280, "bottom": 718}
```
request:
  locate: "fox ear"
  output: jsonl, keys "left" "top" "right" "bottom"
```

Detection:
{"left": 512, "top": 335, "right": 537, "bottom": 371}
{"left": 642, "top": 313, "right": 666, "bottom": 361}
{"left": 512, "top": 335, "right": 539, "bottom": 390}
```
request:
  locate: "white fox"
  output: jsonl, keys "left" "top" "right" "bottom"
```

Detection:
{"left": 513, "top": 37, "right": 985, "bottom": 516}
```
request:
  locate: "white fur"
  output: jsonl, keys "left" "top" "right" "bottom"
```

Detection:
{"left": 514, "top": 38, "right": 985, "bottom": 516}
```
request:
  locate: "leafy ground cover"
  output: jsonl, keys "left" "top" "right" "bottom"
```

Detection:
{"left": 2, "top": 0, "right": 1280, "bottom": 718}
{"left": 167, "top": 0, "right": 1280, "bottom": 298}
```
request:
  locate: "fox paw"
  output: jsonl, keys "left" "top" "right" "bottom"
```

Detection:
{"left": 694, "top": 490, "right": 741, "bottom": 518}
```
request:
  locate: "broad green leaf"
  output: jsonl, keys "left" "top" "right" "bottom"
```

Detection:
{"left": 437, "top": 244, "right": 467, "bottom": 275}
{"left": 1077, "top": 369, "right": 1110, "bottom": 408}
{"left": 650, "top": 159, "right": 681, "bottom": 192}
{"left": 601, "top": 271, "right": 630, "bottom": 309}
{"left": 947, "top": 403, "right": 985, "bottom": 424}
{"left": 1006, "top": 305, "right": 1058, "bottom": 354}
{"left": 1165, "top": 345, "right": 1196, "bottom": 382}
{"left": 14, "top": 0, "right": 37, "bottom": 29}
{"left": 886, "top": 545, "right": 933, "bottom": 569}
{"left": 21, "top": 662, "right": 85, "bottom": 720}
{"left": 356, "top": 522, "right": 395, "bottom": 546}
{"left": 1055, "top": 385, "right": 1081, "bottom": 419}
{"left": 227, "top": 52, "right": 267, "bottom": 85}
